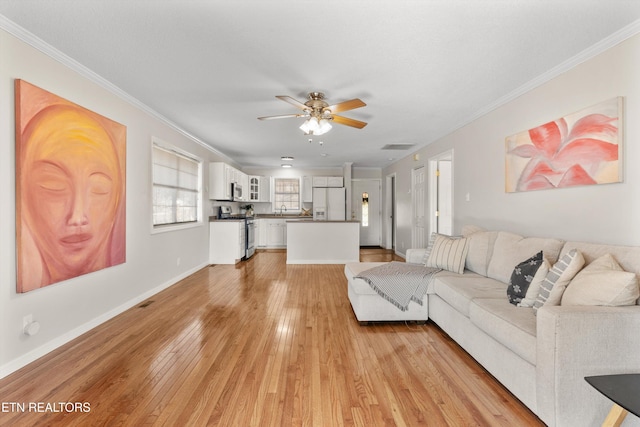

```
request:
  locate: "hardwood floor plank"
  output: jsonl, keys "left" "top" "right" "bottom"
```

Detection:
{"left": 0, "top": 249, "right": 543, "bottom": 426}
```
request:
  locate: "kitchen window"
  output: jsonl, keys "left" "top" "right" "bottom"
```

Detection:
{"left": 151, "top": 140, "right": 202, "bottom": 231}
{"left": 273, "top": 177, "right": 300, "bottom": 212}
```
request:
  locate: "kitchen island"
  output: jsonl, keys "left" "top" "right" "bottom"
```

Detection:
{"left": 286, "top": 220, "right": 360, "bottom": 264}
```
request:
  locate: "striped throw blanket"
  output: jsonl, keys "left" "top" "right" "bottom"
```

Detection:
{"left": 355, "top": 262, "right": 441, "bottom": 311}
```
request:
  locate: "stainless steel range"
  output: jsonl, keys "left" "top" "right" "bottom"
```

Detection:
{"left": 217, "top": 206, "right": 255, "bottom": 260}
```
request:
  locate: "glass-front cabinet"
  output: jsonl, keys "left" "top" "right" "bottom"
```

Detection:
{"left": 249, "top": 176, "right": 260, "bottom": 202}
{"left": 249, "top": 175, "right": 270, "bottom": 202}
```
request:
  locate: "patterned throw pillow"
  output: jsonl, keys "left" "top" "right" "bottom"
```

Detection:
{"left": 426, "top": 234, "right": 469, "bottom": 274}
{"left": 533, "top": 249, "right": 585, "bottom": 312}
{"left": 506, "top": 251, "right": 543, "bottom": 306}
{"left": 421, "top": 232, "right": 438, "bottom": 266}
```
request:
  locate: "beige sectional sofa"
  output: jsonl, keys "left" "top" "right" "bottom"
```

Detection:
{"left": 344, "top": 227, "right": 640, "bottom": 427}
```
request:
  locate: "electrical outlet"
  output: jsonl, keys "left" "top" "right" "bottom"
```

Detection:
{"left": 23, "top": 314, "right": 33, "bottom": 330}
{"left": 176, "top": 257, "right": 181, "bottom": 266}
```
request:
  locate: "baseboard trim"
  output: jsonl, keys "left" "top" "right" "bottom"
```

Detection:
{"left": 0, "top": 262, "right": 208, "bottom": 380}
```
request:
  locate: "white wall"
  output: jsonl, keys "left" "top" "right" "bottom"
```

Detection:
{"left": 0, "top": 28, "right": 230, "bottom": 377}
{"left": 384, "top": 31, "right": 640, "bottom": 253}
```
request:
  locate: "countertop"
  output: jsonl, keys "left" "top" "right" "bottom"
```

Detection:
{"left": 209, "top": 217, "right": 245, "bottom": 222}
{"left": 285, "top": 219, "right": 360, "bottom": 223}
{"left": 255, "top": 214, "right": 312, "bottom": 219}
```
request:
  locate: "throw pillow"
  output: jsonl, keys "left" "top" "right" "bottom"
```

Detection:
{"left": 533, "top": 249, "right": 585, "bottom": 312}
{"left": 506, "top": 251, "right": 544, "bottom": 306}
{"left": 426, "top": 234, "right": 469, "bottom": 274}
{"left": 561, "top": 253, "right": 639, "bottom": 306}
{"left": 518, "top": 258, "right": 550, "bottom": 307}
{"left": 421, "top": 232, "right": 439, "bottom": 266}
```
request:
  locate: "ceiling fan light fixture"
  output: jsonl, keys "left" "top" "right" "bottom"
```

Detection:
{"left": 316, "top": 118, "right": 332, "bottom": 135}
{"left": 281, "top": 164, "right": 292, "bottom": 168}
{"left": 299, "top": 117, "right": 319, "bottom": 134}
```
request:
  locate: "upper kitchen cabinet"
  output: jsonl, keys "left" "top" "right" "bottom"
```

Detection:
{"left": 327, "top": 176, "right": 344, "bottom": 187}
{"left": 249, "top": 175, "right": 271, "bottom": 202}
{"left": 302, "top": 176, "right": 313, "bottom": 203}
{"left": 312, "top": 176, "right": 344, "bottom": 187}
{"left": 209, "top": 162, "right": 248, "bottom": 201}
{"left": 312, "top": 176, "right": 328, "bottom": 187}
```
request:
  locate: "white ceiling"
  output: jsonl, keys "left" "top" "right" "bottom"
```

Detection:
{"left": 2, "top": 1, "right": 640, "bottom": 169}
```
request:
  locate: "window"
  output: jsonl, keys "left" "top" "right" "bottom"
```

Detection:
{"left": 273, "top": 177, "right": 300, "bottom": 211}
{"left": 152, "top": 142, "right": 202, "bottom": 229}
{"left": 361, "top": 192, "right": 369, "bottom": 227}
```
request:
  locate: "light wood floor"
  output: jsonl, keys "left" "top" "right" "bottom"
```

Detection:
{"left": 0, "top": 249, "right": 543, "bottom": 426}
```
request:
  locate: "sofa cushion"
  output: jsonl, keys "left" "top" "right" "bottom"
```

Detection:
{"left": 533, "top": 249, "right": 585, "bottom": 312}
{"left": 470, "top": 298, "right": 537, "bottom": 365}
{"left": 426, "top": 234, "right": 469, "bottom": 274}
{"left": 463, "top": 229, "right": 499, "bottom": 276}
{"left": 507, "top": 251, "right": 544, "bottom": 306}
{"left": 344, "top": 262, "right": 388, "bottom": 296}
{"left": 486, "top": 232, "right": 564, "bottom": 283}
{"left": 432, "top": 274, "right": 507, "bottom": 317}
{"left": 562, "top": 253, "right": 639, "bottom": 306}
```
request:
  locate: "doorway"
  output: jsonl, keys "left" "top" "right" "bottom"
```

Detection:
{"left": 429, "top": 150, "right": 454, "bottom": 236}
{"left": 352, "top": 179, "right": 382, "bottom": 247}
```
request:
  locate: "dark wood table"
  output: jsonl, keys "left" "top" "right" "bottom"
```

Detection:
{"left": 585, "top": 374, "right": 640, "bottom": 427}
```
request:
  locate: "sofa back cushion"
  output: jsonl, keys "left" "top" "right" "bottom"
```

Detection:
{"left": 462, "top": 229, "right": 499, "bottom": 276}
{"left": 486, "top": 232, "right": 565, "bottom": 283}
{"left": 560, "top": 241, "right": 640, "bottom": 305}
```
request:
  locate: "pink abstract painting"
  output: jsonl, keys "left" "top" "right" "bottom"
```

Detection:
{"left": 16, "top": 80, "right": 127, "bottom": 293}
{"left": 505, "top": 97, "right": 622, "bottom": 193}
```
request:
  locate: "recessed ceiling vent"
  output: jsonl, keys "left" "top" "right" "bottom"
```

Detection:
{"left": 381, "top": 144, "right": 415, "bottom": 150}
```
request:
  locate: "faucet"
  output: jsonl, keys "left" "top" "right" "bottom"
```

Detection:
{"left": 279, "top": 205, "right": 287, "bottom": 216}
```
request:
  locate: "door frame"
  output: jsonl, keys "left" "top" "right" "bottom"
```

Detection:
{"left": 428, "top": 149, "right": 454, "bottom": 236}
{"left": 384, "top": 173, "right": 396, "bottom": 250}
{"left": 411, "top": 166, "right": 427, "bottom": 249}
{"left": 352, "top": 178, "right": 382, "bottom": 247}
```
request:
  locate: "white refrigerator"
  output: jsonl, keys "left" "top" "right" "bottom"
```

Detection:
{"left": 312, "top": 187, "right": 346, "bottom": 220}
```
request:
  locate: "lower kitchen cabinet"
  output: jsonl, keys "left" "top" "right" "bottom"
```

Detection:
{"left": 265, "top": 219, "right": 286, "bottom": 247}
{"left": 209, "top": 220, "right": 245, "bottom": 264}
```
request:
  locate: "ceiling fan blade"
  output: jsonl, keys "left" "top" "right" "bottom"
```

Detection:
{"left": 332, "top": 115, "right": 367, "bottom": 129}
{"left": 257, "top": 113, "right": 306, "bottom": 121}
{"left": 275, "top": 95, "right": 309, "bottom": 110}
{"left": 326, "top": 98, "right": 366, "bottom": 114}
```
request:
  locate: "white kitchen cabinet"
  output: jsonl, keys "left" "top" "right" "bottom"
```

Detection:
{"left": 256, "top": 219, "right": 267, "bottom": 248}
{"left": 249, "top": 176, "right": 271, "bottom": 202}
{"left": 266, "top": 219, "right": 286, "bottom": 247}
{"left": 311, "top": 176, "right": 344, "bottom": 188}
{"left": 209, "top": 220, "right": 245, "bottom": 264}
{"left": 210, "top": 162, "right": 248, "bottom": 200}
{"left": 312, "top": 176, "right": 328, "bottom": 187}
{"left": 209, "top": 162, "right": 231, "bottom": 200}
{"left": 249, "top": 176, "right": 260, "bottom": 202}
{"left": 259, "top": 176, "right": 271, "bottom": 202}
{"left": 327, "top": 176, "right": 344, "bottom": 187}
{"left": 302, "top": 176, "right": 313, "bottom": 203}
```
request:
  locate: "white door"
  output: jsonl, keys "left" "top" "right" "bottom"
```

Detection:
{"left": 352, "top": 179, "right": 381, "bottom": 246}
{"left": 412, "top": 167, "right": 427, "bottom": 248}
{"left": 429, "top": 150, "right": 454, "bottom": 236}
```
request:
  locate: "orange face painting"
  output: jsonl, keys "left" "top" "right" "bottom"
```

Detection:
{"left": 16, "top": 80, "right": 126, "bottom": 292}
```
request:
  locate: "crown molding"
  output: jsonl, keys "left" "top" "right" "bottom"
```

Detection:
{"left": 432, "top": 18, "right": 640, "bottom": 143}
{"left": 0, "top": 14, "right": 232, "bottom": 161}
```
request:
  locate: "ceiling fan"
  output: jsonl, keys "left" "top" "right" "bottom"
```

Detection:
{"left": 258, "top": 92, "right": 367, "bottom": 135}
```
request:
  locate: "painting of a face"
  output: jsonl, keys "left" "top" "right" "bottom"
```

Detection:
{"left": 16, "top": 80, "right": 126, "bottom": 292}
